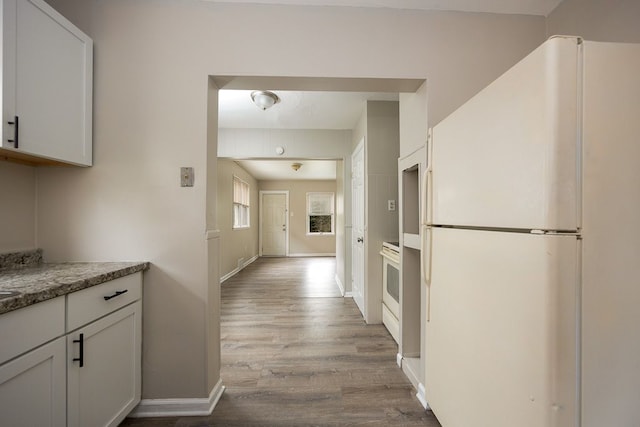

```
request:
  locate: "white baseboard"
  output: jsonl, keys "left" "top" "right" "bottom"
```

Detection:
{"left": 220, "top": 268, "right": 238, "bottom": 283}
{"left": 128, "top": 379, "right": 225, "bottom": 418}
{"left": 335, "top": 274, "right": 345, "bottom": 296}
{"left": 287, "top": 253, "right": 336, "bottom": 257}
{"left": 242, "top": 255, "right": 258, "bottom": 270}
{"left": 401, "top": 356, "right": 421, "bottom": 390}
{"left": 220, "top": 255, "right": 258, "bottom": 283}
{"left": 416, "top": 382, "right": 430, "bottom": 410}
{"left": 396, "top": 353, "right": 403, "bottom": 368}
{"left": 344, "top": 291, "right": 353, "bottom": 297}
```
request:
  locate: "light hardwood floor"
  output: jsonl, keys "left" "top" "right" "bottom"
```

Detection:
{"left": 121, "top": 257, "right": 441, "bottom": 426}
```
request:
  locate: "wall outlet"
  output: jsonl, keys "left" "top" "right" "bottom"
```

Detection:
{"left": 388, "top": 200, "right": 396, "bottom": 211}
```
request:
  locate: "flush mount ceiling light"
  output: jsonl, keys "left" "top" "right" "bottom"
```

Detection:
{"left": 291, "top": 162, "right": 302, "bottom": 171}
{"left": 251, "top": 90, "right": 280, "bottom": 110}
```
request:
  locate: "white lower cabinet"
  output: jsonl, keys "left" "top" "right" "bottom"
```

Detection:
{"left": 0, "top": 337, "right": 66, "bottom": 427}
{"left": 67, "top": 301, "right": 142, "bottom": 427}
{"left": 0, "top": 271, "right": 143, "bottom": 427}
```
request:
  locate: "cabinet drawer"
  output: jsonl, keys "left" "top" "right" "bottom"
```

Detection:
{"left": 67, "top": 273, "right": 141, "bottom": 331}
{"left": 0, "top": 296, "right": 65, "bottom": 364}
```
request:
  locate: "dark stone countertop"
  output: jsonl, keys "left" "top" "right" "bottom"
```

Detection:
{"left": 0, "top": 250, "right": 149, "bottom": 315}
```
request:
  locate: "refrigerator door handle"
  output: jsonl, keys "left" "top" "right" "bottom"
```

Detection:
{"left": 424, "top": 128, "right": 433, "bottom": 225}
{"left": 421, "top": 169, "right": 427, "bottom": 225}
{"left": 421, "top": 224, "right": 433, "bottom": 321}
{"left": 421, "top": 168, "right": 432, "bottom": 226}
{"left": 426, "top": 127, "right": 433, "bottom": 171}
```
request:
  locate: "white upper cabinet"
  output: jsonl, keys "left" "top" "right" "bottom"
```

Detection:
{"left": 1, "top": 0, "right": 93, "bottom": 166}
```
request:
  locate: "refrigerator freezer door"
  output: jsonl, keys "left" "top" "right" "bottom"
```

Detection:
{"left": 432, "top": 37, "right": 580, "bottom": 231}
{"left": 425, "top": 228, "right": 578, "bottom": 427}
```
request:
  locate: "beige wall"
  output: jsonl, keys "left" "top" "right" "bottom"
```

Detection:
{"left": 14, "top": 0, "right": 545, "bottom": 401}
{"left": 0, "top": 162, "right": 36, "bottom": 253}
{"left": 217, "top": 159, "right": 259, "bottom": 280}
{"left": 365, "top": 101, "right": 400, "bottom": 323}
{"left": 259, "top": 180, "right": 337, "bottom": 256}
{"left": 399, "top": 81, "right": 428, "bottom": 158}
{"left": 547, "top": 0, "right": 640, "bottom": 43}
{"left": 219, "top": 128, "right": 351, "bottom": 159}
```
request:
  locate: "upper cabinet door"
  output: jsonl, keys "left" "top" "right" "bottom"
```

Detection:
{"left": 431, "top": 37, "right": 580, "bottom": 231}
{"left": 2, "top": 0, "right": 93, "bottom": 166}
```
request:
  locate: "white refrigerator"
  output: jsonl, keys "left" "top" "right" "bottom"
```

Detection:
{"left": 423, "top": 36, "right": 640, "bottom": 427}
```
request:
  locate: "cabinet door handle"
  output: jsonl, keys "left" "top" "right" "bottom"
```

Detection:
{"left": 73, "top": 333, "right": 84, "bottom": 367}
{"left": 7, "top": 116, "right": 19, "bottom": 148}
{"left": 103, "top": 289, "right": 128, "bottom": 301}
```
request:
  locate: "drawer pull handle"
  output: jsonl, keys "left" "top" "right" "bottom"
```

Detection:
{"left": 7, "top": 116, "right": 18, "bottom": 148}
{"left": 104, "top": 289, "right": 128, "bottom": 301}
{"left": 73, "top": 333, "right": 84, "bottom": 367}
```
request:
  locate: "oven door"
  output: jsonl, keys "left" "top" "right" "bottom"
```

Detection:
{"left": 382, "top": 255, "right": 400, "bottom": 318}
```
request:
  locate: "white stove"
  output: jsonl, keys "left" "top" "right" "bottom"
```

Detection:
{"left": 380, "top": 241, "right": 400, "bottom": 343}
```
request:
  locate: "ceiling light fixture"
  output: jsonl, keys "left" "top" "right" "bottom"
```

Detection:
{"left": 251, "top": 90, "right": 280, "bottom": 110}
{"left": 291, "top": 163, "right": 302, "bottom": 171}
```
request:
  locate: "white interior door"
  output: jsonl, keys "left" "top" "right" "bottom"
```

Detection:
{"left": 425, "top": 227, "right": 578, "bottom": 427}
{"left": 261, "top": 192, "right": 287, "bottom": 256}
{"left": 351, "top": 140, "right": 365, "bottom": 316}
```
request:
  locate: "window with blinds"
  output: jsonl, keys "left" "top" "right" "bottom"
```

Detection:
{"left": 233, "top": 176, "right": 250, "bottom": 229}
{"left": 306, "top": 192, "right": 334, "bottom": 234}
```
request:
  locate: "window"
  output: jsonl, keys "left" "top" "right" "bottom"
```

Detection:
{"left": 307, "top": 192, "right": 334, "bottom": 235}
{"left": 233, "top": 176, "right": 250, "bottom": 229}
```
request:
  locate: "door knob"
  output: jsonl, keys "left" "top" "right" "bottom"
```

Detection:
{"left": 357, "top": 237, "right": 364, "bottom": 243}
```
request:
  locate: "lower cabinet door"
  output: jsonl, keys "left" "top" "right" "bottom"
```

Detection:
{"left": 0, "top": 337, "right": 66, "bottom": 427}
{"left": 67, "top": 301, "right": 142, "bottom": 427}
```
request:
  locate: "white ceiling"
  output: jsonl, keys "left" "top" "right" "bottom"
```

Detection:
{"left": 218, "top": 90, "right": 398, "bottom": 130}
{"left": 236, "top": 159, "right": 337, "bottom": 180}
{"left": 207, "top": 0, "right": 563, "bottom": 16}
{"left": 219, "top": 90, "right": 388, "bottom": 180}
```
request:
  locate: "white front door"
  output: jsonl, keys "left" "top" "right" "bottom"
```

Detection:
{"left": 261, "top": 192, "right": 287, "bottom": 256}
{"left": 351, "top": 139, "right": 366, "bottom": 317}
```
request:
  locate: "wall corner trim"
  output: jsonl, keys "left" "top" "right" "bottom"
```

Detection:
{"left": 206, "top": 229, "right": 221, "bottom": 240}
{"left": 127, "top": 379, "right": 225, "bottom": 418}
{"left": 335, "top": 273, "right": 345, "bottom": 296}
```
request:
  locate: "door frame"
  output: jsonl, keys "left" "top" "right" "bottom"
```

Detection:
{"left": 351, "top": 137, "right": 366, "bottom": 319}
{"left": 259, "top": 190, "right": 290, "bottom": 257}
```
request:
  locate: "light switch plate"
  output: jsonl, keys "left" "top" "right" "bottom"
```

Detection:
{"left": 181, "top": 167, "right": 194, "bottom": 187}
{"left": 388, "top": 200, "right": 396, "bottom": 211}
